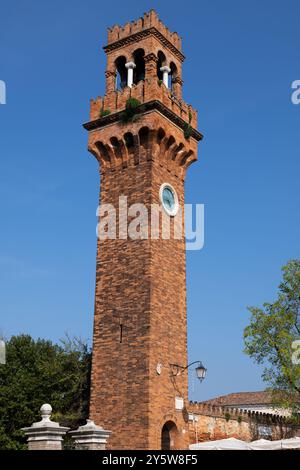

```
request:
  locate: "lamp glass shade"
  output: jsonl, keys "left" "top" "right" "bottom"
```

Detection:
{"left": 195, "top": 362, "right": 207, "bottom": 381}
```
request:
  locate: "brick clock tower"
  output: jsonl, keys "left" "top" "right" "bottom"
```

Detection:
{"left": 83, "top": 10, "right": 202, "bottom": 450}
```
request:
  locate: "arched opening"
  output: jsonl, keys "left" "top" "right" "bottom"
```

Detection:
{"left": 166, "top": 135, "right": 175, "bottom": 150}
{"left": 161, "top": 421, "right": 178, "bottom": 450}
{"left": 157, "top": 128, "right": 166, "bottom": 144}
{"left": 124, "top": 132, "right": 134, "bottom": 149}
{"left": 124, "top": 132, "right": 134, "bottom": 151}
{"left": 171, "top": 142, "right": 184, "bottom": 161}
{"left": 115, "top": 56, "right": 127, "bottom": 90}
{"left": 138, "top": 126, "right": 149, "bottom": 149}
{"left": 170, "top": 61, "right": 178, "bottom": 91}
{"left": 110, "top": 137, "right": 122, "bottom": 160}
{"left": 180, "top": 149, "right": 194, "bottom": 168}
{"left": 133, "top": 49, "right": 145, "bottom": 85}
{"left": 157, "top": 51, "right": 167, "bottom": 81}
{"left": 95, "top": 141, "right": 111, "bottom": 164}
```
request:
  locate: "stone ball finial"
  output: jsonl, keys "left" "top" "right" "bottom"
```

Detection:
{"left": 40, "top": 403, "right": 52, "bottom": 422}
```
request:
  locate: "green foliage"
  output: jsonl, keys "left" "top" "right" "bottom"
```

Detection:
{"left": 237, "top": 416, "right": 242, "bottom": 424}
{"left": 120, "top": 98, "right": 141, "bottom": 123}
{"left": 244, "top": 260, "right": 300, "bottom": 416}
{"left": 183, "top": 109, "right": 193, "bottom": 140}
{"left": 100, "top": 109, "right": 111, "bottom": 117}
{"left": 183, "top": 122, "right": 192, "bottom": 140}
{"left": 224, "top": 412, "right": 231, "bottom": 422}
{"left": 158, "top": 79, "right": 163, "bottom": 86}
{"left": 0, "top": 334, "right": 91, "bottom": 449}
{"left": 125, "top": 97, "right": 141, "bottom": 109}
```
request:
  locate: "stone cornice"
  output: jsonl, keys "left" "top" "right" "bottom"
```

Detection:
{"left": 103, "top": 27, "right": 185, "bottom": 62}
{"left": 83, "top": 100, "right": 203, "bottom": 142}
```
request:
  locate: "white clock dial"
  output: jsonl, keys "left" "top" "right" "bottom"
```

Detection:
{"left": 159, "top": 183, "right": 179, "bottom": 216}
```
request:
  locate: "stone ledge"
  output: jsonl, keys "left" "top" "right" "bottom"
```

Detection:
{"left": 83, "top": 100, "right": 203, "bottom": 142}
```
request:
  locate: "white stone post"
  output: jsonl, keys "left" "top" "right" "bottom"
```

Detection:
{"left": 22, "top": 404, "right": 69, "bottom": 450}
{"left": 0, "top": 339, "right": 5, "bottom": 364}
{"left": 125, "top": 61, "right": 136, "bottom": 88}
{"left": 160, "top": 66, "right": 171, "bottom": 88}
{"left": 69, "top": 419, "right": 111, "bottom": 450}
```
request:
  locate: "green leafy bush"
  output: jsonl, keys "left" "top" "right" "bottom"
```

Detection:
{"left": 183, "top": 108, "right": 193, "bottom": 140}
{"left": 120, "top": 98, "right": 141, "bottom": 123}
{"left": 183, "top": 122, "right": 192, "bottom": 140}
{"left": 100, "top": 109, "right": 111, "bottom": 117}
{"left": 0, "top": 334, "right": 91, "bottom": 449}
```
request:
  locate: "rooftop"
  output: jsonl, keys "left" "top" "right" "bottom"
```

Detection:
{"left": 106, "top": 9, "right": 182, "bottom": 53}
{"left": 201, "top": 391, "right": 273, "bottom": 406}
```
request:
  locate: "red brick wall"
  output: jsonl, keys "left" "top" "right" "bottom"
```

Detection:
{"left": 88, "top": 110, "right": 199, "bottom": 449}
{"left": 188, "top": 402, "right": 297, "bottom": 445}
{"left": 87, "top": 12, "right": 201, "bottom": 450}
{"left": 189, "top": 415, "right": 252, "bottom": 444}
{"left": 90, "top": 160, "right": 152, "bottom": 449}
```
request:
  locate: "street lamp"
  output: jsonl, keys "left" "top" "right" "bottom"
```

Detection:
{"left": 170, "top": 360, "right": 207, "bottom": 382}
{"left": 195, "top": 361, "right": 207, "bottom": 382}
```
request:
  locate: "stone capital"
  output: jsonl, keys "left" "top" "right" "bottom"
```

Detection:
{"left": 125, "top": 61, "right": 136, "bottom": 69}
{"left": 160, "top": 66, "right": 171, "bottom": 74}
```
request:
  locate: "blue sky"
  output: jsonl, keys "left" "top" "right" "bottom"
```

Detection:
{"left": 0, "top": 0, "right": 299, "bottom": 401}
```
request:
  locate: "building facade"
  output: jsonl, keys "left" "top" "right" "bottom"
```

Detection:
{"left": 84, "top": 10, "right": 202, "bottom": 450}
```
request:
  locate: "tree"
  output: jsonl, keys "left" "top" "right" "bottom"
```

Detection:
{"left": 244, "top": 259, "right": 300, "bottom": 417}
{"left": 0, "top": 334, "right": 91, "bottom": 449}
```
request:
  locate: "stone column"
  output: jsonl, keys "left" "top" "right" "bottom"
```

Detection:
{"left": 22, "top": 404, "right": 69, "bottom": 450}
{"left": 160, "top": 66, "right": 171, "bottom": 88}
{"left": 69, "top": 419, "right": 111, "bottom": 450}
{"left": 125, "top": 62, "right": 136, "bottom": 88}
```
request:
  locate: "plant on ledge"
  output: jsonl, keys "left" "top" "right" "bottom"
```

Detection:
{"left": 100, "top": 109, "right": 111, "bottom": 118}
{"left": 183, "top": 109, "right": 193, "bottom": 140}
{"left": 120, "top": 98, "right": 141, "bottom": 123}
{"left": 183, "top": 122, "right": 193, "bottom": 140}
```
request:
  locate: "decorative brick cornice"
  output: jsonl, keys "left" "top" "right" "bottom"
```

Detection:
{"left": 103, "top": 28, "right": 185, "bottom": 62}
{"left": 105, "top": 70, "right": 117, "bottom": 78}
{"left": 83, "top": 100, "right": 203, "bottom": 141}
{"left": 172, "top": 76, "right": 183, "bottom": 85}
{"left": 144, "top": 52, "right": 158, "bottom": 63}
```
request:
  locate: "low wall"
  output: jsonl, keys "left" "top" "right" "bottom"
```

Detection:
{"left": 188, "top": 401, "right": 297, "bottom": 444}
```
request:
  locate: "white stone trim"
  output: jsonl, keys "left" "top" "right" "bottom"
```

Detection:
{"left": 160, "top": 66, "right": 171, "bottom": 88}
{"left": 125, "top": 61, "right": 136, "bottom": 88}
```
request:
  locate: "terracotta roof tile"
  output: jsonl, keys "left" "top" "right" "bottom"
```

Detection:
{"left": 202, "top": 391, "right": 272, "bottom": 406}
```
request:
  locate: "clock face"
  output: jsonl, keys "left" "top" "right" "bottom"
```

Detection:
{"left": 160, "top": 183, "right": 179, "bottom": 216}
